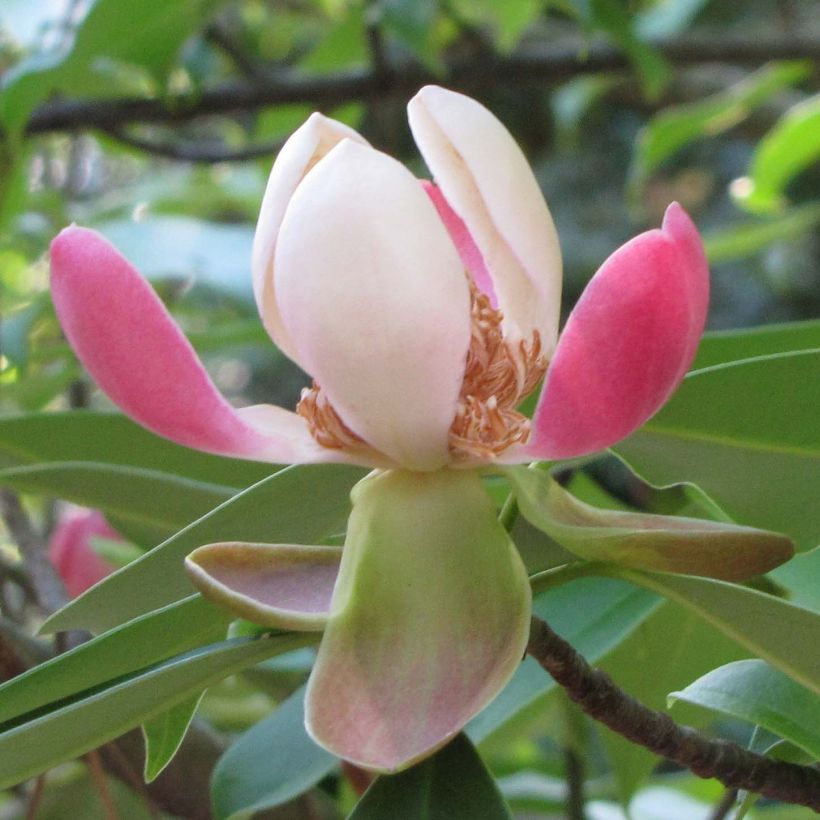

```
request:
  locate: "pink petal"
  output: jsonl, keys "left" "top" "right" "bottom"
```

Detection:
{"left": 408, "top": 86, "right": 562, "bottom": 349}
{"left": 423, "top": 181, "right": 498, "bottom": 306}
{"left": 305, "top": 469, "right": 531, "bottom": 772}
{"left": 50, "top": 226, "right": 335, "bottom": 464}
{"left": 252, "top": 114, "right": 369, "bottom": 363}
{"left": 274, "top": 140, "right": 471, "bottom": 471}
{"left": 185, "top": 542, "right": 341, "bottom": 631}
{"left": 48, "top": 508, "right": 117, "bottom": 598}
{"left": 527, "top": 203, "right": 709, "bottom": 460}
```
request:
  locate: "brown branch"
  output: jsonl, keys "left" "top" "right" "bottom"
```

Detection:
{"left": 23, "top": 34, "right": 820, "bottom": 138}
{"left": 100, "top": 126, "right": 286, "bottom": 163}
{"left": 527, "top": 616, "right": 820, "bottom": 810}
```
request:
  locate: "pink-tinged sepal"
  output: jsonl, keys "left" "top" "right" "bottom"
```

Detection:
{"left": 50, "top": 226, "right": 333, "bottom": 465}
{"left": 305, "top": 469, "right": 531, "bottom": 772}
{"left": 527, "top": 203, "right": 709, "bottom": 460}
{"left": 185, "top": 543, "right": 341, "bottom": 631}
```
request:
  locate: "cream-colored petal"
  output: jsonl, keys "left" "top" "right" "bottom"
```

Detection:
{"left": 408, "top": 85, "right": 562, "bottom": 350}
{"left": 274, "top": 140, "right": 471, "bottom": 471}
{"left": 252, "top": 113, "right": 369, "bottom": 362}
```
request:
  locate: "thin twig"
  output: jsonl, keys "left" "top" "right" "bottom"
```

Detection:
{"left": 0, "top": 489, "right": 67, "bottom": 614}
{"left": 564, "top": 745, "right": 587, "bottom": 820}
{"left": 24, "top": 775, "right": 46, "bottom": 820}
{"left": 527, "top": 616, "right": 820, "bottom": 810}
{"left": 85, "top": 750, "right": 119, "bottom": 820}
{"left": 709, "top": 787, "right": 740, "bottom": 820}
{"left": 24, "top": 34, "right": 820, "bottom": 138}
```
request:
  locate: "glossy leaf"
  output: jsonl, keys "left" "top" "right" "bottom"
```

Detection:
{"left": 348, "top": 734, "right": 512, "bottom": 819}
{"left": 732, "top": 93, "right": 820, "bottom": 214}
{"left": 468, "top": 577, "right": 660, "bottom": 742}
{"left": 609, "top": 569, "right": 820, "bottom": 695}
{"left": 693, "top": 319, "right": 820, "bottom": 369}
{"left": 0, "top": 0, "right": 223, "bottom": 135}
{"left": 0, "top": 595, "right": 227, "bottom": 726}
{"left": 507, "top": 466, "right": 792, "bottom": 580}
{"left": 616, "top": 351, "right": 820, "bottom": 550}
{"left": 142, "top": 693, "right": 203, "bottom": 782}
{"left": 44, "top": 464, "right": 365, "bottom": 634}
{"left": 0, "top": 461, "right": 236, "bottom": 546}
{"left": 0, "top": 411, "right": 274, "bottom": 487}
{"left": 212, "top": 685, "right": 336, "bottom": 820}
{"left": 669, "top": 659, "right": 820, "bottom": 760}
{"left": 0, "top": 633, "right": 309, "bottom": 789}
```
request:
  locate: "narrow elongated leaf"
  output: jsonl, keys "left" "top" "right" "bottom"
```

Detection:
{"left": 0, "top": 633, "right": 308, "bottom": 790}
{"left": 212, "top": 685, "right": 336, "bottom": 820}
{"left": 44, "top": 464, "right": 365, "bottom": 634}
{"left": 0, "top": 411, "right": 274, "bottom": 487}
{"left": 616, "top": 351, "right": 820, "bottom": 550}
{"left": 142, "top": 693, "right": 204, "bottom": 782}
{"left": 0, "top": 461, "right": 235, "bottom": 546}
{"left": 0, "top": 595, "right": 227, "bottom": 726}
{"left": 693, "top": 320, "right": 820, "bottom": 369}
{"left": 610, "top": 569, "right": 820, "bottom": 695}
{"left": 468, "top": 577, "right": 660, "bottom": 742}
{"left": 348, "top": 734, "right": 512, "bottom": 819}
{"left": 507, "top": 466, "right": 792, "bottom": 580}
{"left": 669, "top": 660, "right": 820, "bottom": 760}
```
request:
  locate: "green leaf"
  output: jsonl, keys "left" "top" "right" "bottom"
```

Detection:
{"left": 702, "top": 204, "right": 820, "bottom": 264}
{"left": 507, "top": 466, "right": 792, "bottom": 580}
{"left": 0, "top": 595, "right": 227, "bottom": 726}
{"left": 669, "top": 660, "right": 820, "bottom": 761}
{"left": 598, "top": 603, "right": 747, "bottom": 804}
{"left": 0, "top": 461, "right": 237, "bottom": 546}
{"left": 348, "top": 734, "right": 512, "bottom": 819}
{"left": 609, "top": 569, "right": 820, "bottom": 696}
{"left": 615, "top": 351, "right": 820, "bottom": 550}
{"left": 0, "top": 0, "right": 224, "bottom": 135}
{"left": 0, "top": 411, "right": 274, "bottom": 488}
{"left": 468, "top": 577, "right": 660, "bottom": 742}
{"left": 693, "top": 320, "right": 820, "bottom": 370}
{"left": 630, "top": 61, "right": 811, "bottom": 184}
{"left": 44, "top": 464, "right": 365, "bottom": 634}
{"left": 212, "top": 685, "right": 336, "bottom": 820}
{"left": 0, "top": 633, "right": 307, "bottom": 790}
{"left": 732, "top": 94, "right": 820, "bottom": 214}
{"left": 142, "top": 694, "right": 203, "bottom": 782}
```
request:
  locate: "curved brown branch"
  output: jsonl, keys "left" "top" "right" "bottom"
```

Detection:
{"left": 527, "top": 616, "right": 820, "bottom": 810}
{"left": 24, "top": 34, "right": 820, "bottom": 138}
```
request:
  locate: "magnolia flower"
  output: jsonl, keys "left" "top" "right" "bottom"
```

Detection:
{"left": 48, "top": 507, "right": 118, "bottom": 598}
{"left": 51, "top": 86, "right": 712, "bottom": 772}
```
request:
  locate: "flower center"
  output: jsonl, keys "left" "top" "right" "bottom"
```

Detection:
{"left": 297, "top": 279, "right": 547, "bottom": 460}
{"left": 448, "top": 281, "right": 547, "bottom": 460}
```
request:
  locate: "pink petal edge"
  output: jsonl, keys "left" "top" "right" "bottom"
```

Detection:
{"left": 526, "top": 203, "right": 709, "bottom": 460}
{"left": 50, "top": 226, "right": 332, "bottom": 464}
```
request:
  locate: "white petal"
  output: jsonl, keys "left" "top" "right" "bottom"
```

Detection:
{"left": 252, "top": 113, "right": 368, "bottom": 362}
{"left": 408, "top": 86, "right": 562, "bottom": 350}
{"left": 274, "top": 140, "right": 471, "bottom": 471}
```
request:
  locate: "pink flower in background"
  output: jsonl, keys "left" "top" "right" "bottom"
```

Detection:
{"left": 49, "top": 86, "right": 711, "bottom": 772}
{"left": 48, "top": 508, "right": 118, "bottom": 598}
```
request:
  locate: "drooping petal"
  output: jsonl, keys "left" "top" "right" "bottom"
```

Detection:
{"left": 305, "top": 469, "right": 531, "bottom": 773}
{"left": 50, "top": 226, "right": 335, "bottom": 464}
{"left": 252, "top": 114, "right": 369, "bottom": 363}
{"left": 507, "top": 466, "right": 794, "bottom": 581}
{"left": 408, "top": 85, "right": 562, "bottom": 350}
{"left": 526, "top": 203, "right": 709, "bottom": 460}
{"left": 275, "top": 140, "right": 471, "bottom": 471}
{"left": 185, "top": 542, "right": 342, "bottom": 630}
